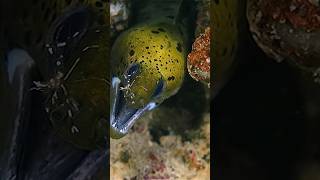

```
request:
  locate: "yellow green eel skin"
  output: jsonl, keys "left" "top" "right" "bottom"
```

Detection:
{"left": 110, "top": 0, "right": 194, "bottom": 138}
{"left": 1, "top": 0, "right": 109, "bottom": 150}
{"left": 211, "top": 0, "right": 246, "bottom": 96}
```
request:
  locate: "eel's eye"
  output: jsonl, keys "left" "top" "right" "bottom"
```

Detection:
{"left": 54, "top": 8, "right": 90, "bottom": 44}
{"left": 152, "top": 79, "right": 164, "bottom": 98}
{"left": 126, "top": 64, "right": 140, "bottom": 77}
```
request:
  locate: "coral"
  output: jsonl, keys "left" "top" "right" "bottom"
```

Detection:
{"left": 187, "top": 28, "right": 211, "bottom": 86}
{"left": 110, "top": 0, "right": 130, "bottom": 37}
{"left": 110, "top": 113, "right": 210, "bottom": 180}
{"left": 187, "top": 0, "right": 210, "bottom": 87}
{"left": 258, "top": 0, "right": 320, "bottom": 30}
{"left": 248, "top": 0, "right": 320, "bottom": 84}
{"left": 194, "top": 0, "right": 210, "bottom": 37}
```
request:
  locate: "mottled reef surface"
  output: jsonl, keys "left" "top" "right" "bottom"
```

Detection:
{"left": 111, "top": 112, "right": 210, "bottom": 180}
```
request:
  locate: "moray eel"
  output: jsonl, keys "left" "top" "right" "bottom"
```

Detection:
{"left": 110, "top": 0, "right": 194, "bottom": 138}
{"left": 2, "top": 0, "right": 109, "bottom": 150}
{"left": 211, "top": 0, "right": 246, "bottom": 96}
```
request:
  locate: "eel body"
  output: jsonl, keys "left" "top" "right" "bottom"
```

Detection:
{"left": 1, "top": 0, "right": 109, "bottom": 150}
{"left": 110, "top": 0, "right": 195, "bottom": 138}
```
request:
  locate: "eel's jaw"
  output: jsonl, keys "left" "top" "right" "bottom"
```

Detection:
{"left": 110, "top": 77, "right": 157, "bottom": 139}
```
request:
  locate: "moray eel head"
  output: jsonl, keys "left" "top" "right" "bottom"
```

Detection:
{"left": 111, "top": 24, "right": 185, "bottom": 138}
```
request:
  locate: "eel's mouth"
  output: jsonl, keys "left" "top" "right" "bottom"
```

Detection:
{"left": 110, "top": 77, "right": 156, "bottom": 139}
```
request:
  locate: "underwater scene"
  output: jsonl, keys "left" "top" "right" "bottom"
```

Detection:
{"left": 1, "top": 0, "right": 320, "bottom": 179}
{"left": 110, "top": 0, "right": 210, "bottom": 179}
{"left": 0, "top": 0, "right": 210, "bottom": 179}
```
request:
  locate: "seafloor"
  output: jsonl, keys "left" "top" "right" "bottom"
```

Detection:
{"left": 110, "top": 112, "right": 210, "bottom": 179}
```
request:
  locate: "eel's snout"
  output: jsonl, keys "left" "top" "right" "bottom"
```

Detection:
{"left": 110, "top": 76, "right": 157, "bottom": 139}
